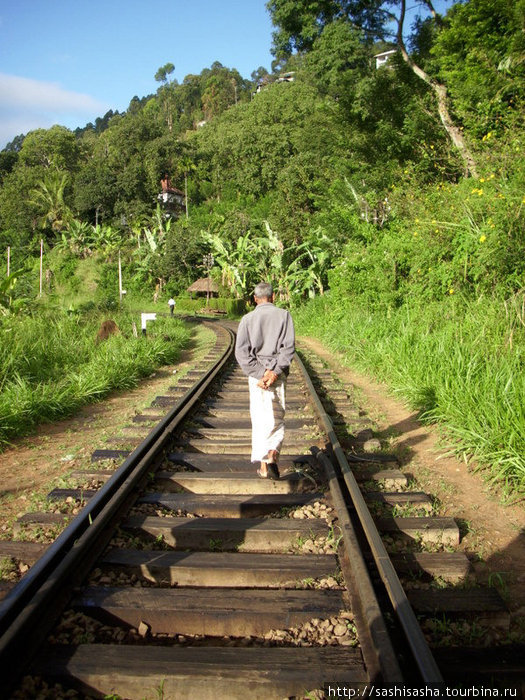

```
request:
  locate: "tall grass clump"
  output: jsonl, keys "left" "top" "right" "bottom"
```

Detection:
{"left": 295, "top": 294, "right": 525, "bottom": 493}
{"left": 0, "top": 311, "right": 190, "bottom": 448}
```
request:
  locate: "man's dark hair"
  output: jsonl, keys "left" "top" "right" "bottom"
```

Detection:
{"left": 253, "top": 282, "right": 273, "bottom": 299}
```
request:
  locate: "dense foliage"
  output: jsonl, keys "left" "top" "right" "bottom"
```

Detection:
{"left": 1, "top": 0, "right": 524, "bottom": 486}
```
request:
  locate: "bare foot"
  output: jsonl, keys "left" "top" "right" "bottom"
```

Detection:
{"left": 266, "top": 450, "right": 279, "bottom": 464}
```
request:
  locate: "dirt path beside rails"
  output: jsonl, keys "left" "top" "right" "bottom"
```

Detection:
{"left": 299, "top": 336, "right": 525, "bottom": 633}
{"left": 0, "top": 327, "right": 215, "bottom": 534}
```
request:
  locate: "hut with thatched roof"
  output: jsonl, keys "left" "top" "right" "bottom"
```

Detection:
{"left": 187, "top": 277, "right": 219, "bottom": 298}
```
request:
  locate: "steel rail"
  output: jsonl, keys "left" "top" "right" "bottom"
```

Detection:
{"left": 315, "top": 447, "right": 403, "bottom": 682}
{"left": 294, "top": 351, "right": 444, "bottom": 684}
{"left": 0, "top": 323, "right": 235, "bottom": 697}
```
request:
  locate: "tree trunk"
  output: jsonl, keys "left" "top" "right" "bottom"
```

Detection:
{"left": 185, "top": 173, "right": 189, "bottom": 219}
{"left": 396, "top": 0, "right": 478, "bottom": 178}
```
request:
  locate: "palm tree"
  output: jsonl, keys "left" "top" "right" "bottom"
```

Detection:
{"left": 29, "top": 171, "right": 72, "bottom": 236}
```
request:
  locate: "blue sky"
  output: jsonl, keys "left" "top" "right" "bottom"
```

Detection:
{"left": 0, "top": 0, "right": 275, "bottom": 148}
{"left": 0, "top": 0, "right": 454, "bottom": 150}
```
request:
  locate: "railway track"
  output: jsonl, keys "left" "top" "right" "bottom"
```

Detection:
{"left": 0, "top": 319, "right": 518, "bottom": 698}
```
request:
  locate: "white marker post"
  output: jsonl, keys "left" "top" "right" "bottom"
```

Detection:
{"left": 141, "top": 312, "right": 157, "bottom": 336}
{"left": 118, "top": 251, "right": 123, "bottom": 306}
{"left": 39, "top": 239, "right": 43, "bottom": 296}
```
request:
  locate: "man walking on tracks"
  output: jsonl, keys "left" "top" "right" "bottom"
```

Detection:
{"left": 235, "top": 282, "right": 295, "bottom": 480}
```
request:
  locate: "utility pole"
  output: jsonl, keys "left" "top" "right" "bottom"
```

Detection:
{"left": 202, "top": 253, "right": 214, "bottom": 309}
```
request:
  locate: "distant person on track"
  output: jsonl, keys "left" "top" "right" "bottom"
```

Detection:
{"left": 168, "top": 297, "right": 176, "bottom": 316}
{"left": 235, "top": 282, "right": 295, "bottom": 480}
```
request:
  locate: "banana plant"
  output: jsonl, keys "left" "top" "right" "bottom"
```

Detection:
{"left": 62, "top": 219, "right": 92, "bottom": 256}
{"left": 254, "top": 220, "right": 292, "bottom": 301}
{"left": 203, "top": 230, "right": 260, "bottom": 298}
{"left": 88, "top": 224, "right": 123, "bottom": 259}
{"left": 285, "top": 228, "right": 335, "bottom": 299}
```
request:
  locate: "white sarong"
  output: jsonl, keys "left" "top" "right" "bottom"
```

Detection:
{"left": 248, "top": 374, "right": 286, "bottom": 463}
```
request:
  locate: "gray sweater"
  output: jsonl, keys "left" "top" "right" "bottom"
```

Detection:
{"left": 235, "top": 302, "right": 295, "bottom": 379}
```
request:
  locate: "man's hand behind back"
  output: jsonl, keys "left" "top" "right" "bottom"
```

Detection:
{"left": 257, "top": 369, "right": 279, "bottom": 390}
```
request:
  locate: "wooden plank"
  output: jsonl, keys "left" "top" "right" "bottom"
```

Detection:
{"left": 204, "top": 399, "right": 308, "bottom": 409}
{"left": 74, "top": 586, "right": 347, "bottom": 636}
{"left": 154, "top": 470, "right": 313, "bottom": 495}
{"left": 355, "top": 469, "right": 408, "bottom": 487}
{"left": 0, "top": 540, "right": 48, "bottom": 564}
{"left": 201, "top": 385, "right": 309, "bottom": 397}
{"left": 132, "top": 414, "right": 165, "bottom": 423}
{"left": 187, "top": 427, "right": 322, "bottom": 439}
{"left": 47, "top": 489, "right": 97, "bottom": 501}
{"left": 70, "top": 470, "right": 113, "bottom": 482}
{"left": 152, "top": 396, "right": 182, "bottom": 407}
{"left": 433, "top": 644, "right": 525, "bottom": 678}
{"left": 91, "top": 449, "right": 129, "bottom": 463}
{"left": 104, "top": 436, "right": 143, "bottom": 448}
{"left": 200, "top": 406, "right": 312, "bottom": 419}
{"left": 13, "top": 512, "right": 70, "bottom": 536}
{"left": 100, "top": 549, "right": 340, "bottom": 588}
{"left": 377, "top": 516, "right": 459, "bottom": 545}
{"left": 32, "top": 644, "right": 366, "bottom": 699}
{"left": 408, "top": 588, "right": 509, "bottom": 629}
{"left": 122, "top": 515, "right": 328, "bottom": 552}
{"left": 0, "top": 582, "right": 15, "bottom": 601}
{"left": 140, "top": 406, "right": 168, "bottom": 416}
{"left": 365, "top": 491, "right": 434, "bottom": 512}
{"left": 138, "top": 492, "right": 325, "bottom": 518}
{"left": 173, "top": 440, "right": 321, "bottom": 455}
{"left": 120, "top": 426, "right": 150, "bottom": 436}
{"left": 389, "top": 552, "right": 472, "bottom": 583}
{"left": 193, "top": 417, "right": 317, "bottom": 430}
{"left": 166, "top": 453, "right": 315, "bottom": 471}
{"left": 346, "top": 453, "right": 399, "bottom": 465}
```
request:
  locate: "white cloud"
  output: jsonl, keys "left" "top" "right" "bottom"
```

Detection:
{"left": 0, "top": 73, "right": 110, "bottom": 148}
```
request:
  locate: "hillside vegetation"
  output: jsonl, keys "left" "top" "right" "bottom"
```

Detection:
{"left": 0, "top": 0, "right": 524, "bottom": 489}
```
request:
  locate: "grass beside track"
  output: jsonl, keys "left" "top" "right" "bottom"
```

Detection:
{"left": 0, "top": 310, "right": 191, "bottom": 449}
{"left": 295, "top": 296, "right": 525, "bottom": 496}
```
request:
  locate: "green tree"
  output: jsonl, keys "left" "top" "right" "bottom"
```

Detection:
{"left": 0, "top": 151, "right": 18, "bottom": 185}
{"left": 267, "top": 0, "right": 384, "bottom": 56}
{"left": 155, "top": 62, "right": 177, "bottom": 132}
{"left": 18, "top": 125, "right": 81, "bottom": 171}
{"left": 0, "top": 165, "right": 43, "bottom": 247}
{"left": 159, "top": 219, "right": 206, "bottom": 293}
{"left": 302, "top": 20, "right": 371, "bottom": 106}
{"left": 430, "top": 0, "right": 525, "bottom": 138}
{"left": 29, "top": 171, "right": 72, "bottom": 237}
{"left": 201, "top": 65, "right": 242, "bottom": 120}
{"left": 177, "top": 155, "right": 197, "bottom": 218}
{"left": 267, "top": 0, "right": 479, "bottom": 176}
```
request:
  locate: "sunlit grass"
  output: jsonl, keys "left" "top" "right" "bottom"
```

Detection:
{"left": 0, "top": 311, "right": 191, "bottom": 448}
{"left": 295, "top": 296, "right": 525, "bottom": 491}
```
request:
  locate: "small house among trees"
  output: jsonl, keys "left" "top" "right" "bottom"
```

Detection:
{"left": 373, "top": 50, "right": 397, "bottom": 69}
{"left": 187, "top": 277, "right": 219, "bottom": 298}
{"left": 158, "top": 174, "right": 185, "bottom": 218}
